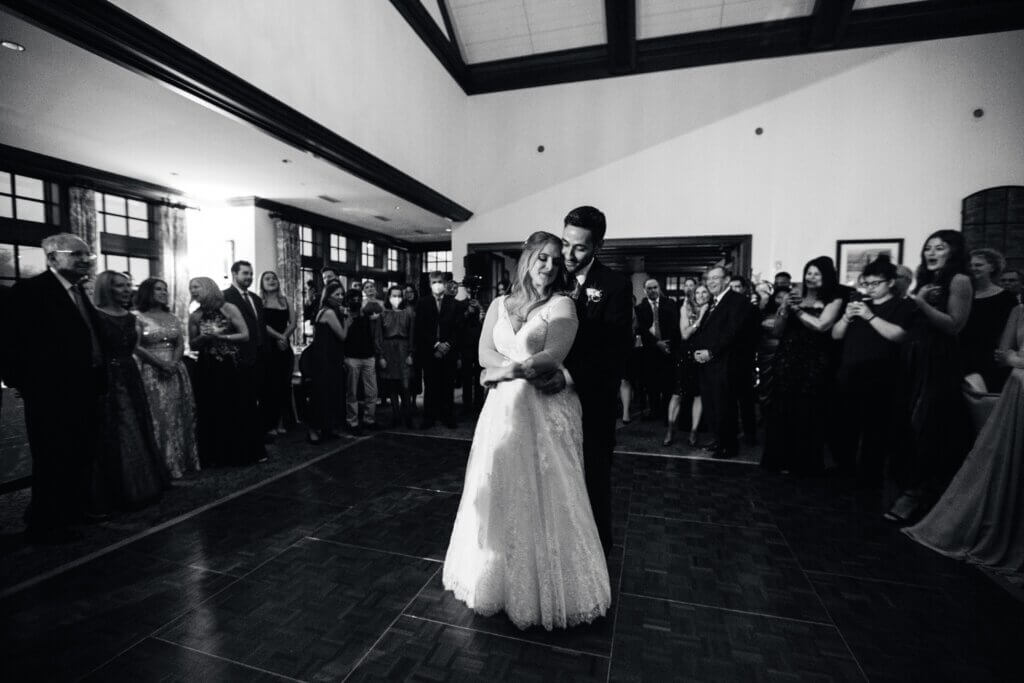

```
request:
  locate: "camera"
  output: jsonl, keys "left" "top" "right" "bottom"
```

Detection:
{"left": 462, "top": 275, "right": 484, "bottom": 299}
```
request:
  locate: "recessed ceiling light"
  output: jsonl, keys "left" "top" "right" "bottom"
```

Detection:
{"left": 169, "top": 171, "right": 179, "bottom": 176}
{"left": 281, "top": 159, "right": 291, "bottom": 164}
{"left": 445, "top": 228, "right": 452, "bottom": 232}
{"left": 394, "top": 205, "right": 401, "bottom": 211}
{"left": 2, "top": 40, "right": 25, "bottom": 52}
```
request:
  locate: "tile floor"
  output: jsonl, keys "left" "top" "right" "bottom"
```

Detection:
{"left": 2, "top": 431, "right": 1022, "bottom": 682}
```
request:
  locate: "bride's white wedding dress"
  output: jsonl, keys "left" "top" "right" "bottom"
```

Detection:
{"left": 442, "top": 294, "right": 611, "bottom": 630}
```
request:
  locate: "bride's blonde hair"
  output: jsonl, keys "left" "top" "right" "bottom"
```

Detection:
{"left": 505, "top": 231, "right": 565, "bottom": 323}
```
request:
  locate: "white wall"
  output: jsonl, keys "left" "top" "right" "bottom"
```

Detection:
{"left": 452, "top": 30, "right": 1024, "bottom": 281}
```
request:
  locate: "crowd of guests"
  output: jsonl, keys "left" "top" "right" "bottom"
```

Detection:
{"left": 628, "top": 231, "right": 1023, "bottom": 539}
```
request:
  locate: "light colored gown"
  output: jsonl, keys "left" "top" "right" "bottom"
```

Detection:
{"left": 137, "top": 311, "right": 199, "bottom": 478}
{"left": 443, "top": 295, "right": 611, "bottom": 630}
{"left": 904, "top": 305, "right": 1024, "bottom": 585}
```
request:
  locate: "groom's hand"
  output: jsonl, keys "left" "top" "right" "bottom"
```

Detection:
{"left": 532, "top": 369, "right": 566, "bottom": 394}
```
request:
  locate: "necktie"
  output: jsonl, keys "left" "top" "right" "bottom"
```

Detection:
{"left": 652, "top": 300, "right": 661, "bottom": 339}
{"left": 242, "top": 290, "right": 257, "bottom": 316}
{"left": 572, "top": 278, "right": 583, "bottom": 300}
{"left": 72, "top": 284, "right": 104, "bottom": 366}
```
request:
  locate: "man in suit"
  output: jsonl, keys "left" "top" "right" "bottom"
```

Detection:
{"left": 1000, "top": 268, "right": 1023, "bottom": 304}
{"left": 9, "top": 233, "right": 104, "bottom": 543}
{"left": 534, "top": 206, "right": 632, "bottom": 555}
{"left": 692, "top": 266, "right": 748, "bottom": 459}
{"left": 223, "top": 260, "right": 269, "bottom": 458}
{"left": 414, "top": 270, "right": 460, "bottom": 429}
{"left": 455, "top": 291, "right": 484, "bottom": 416}
{"left": 636, "top": 278, "right": 681, "bottom": 420}
{"left": 729, "top": 275, "right": 762, "bottom": 445}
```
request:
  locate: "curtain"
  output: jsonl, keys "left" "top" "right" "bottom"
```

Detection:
{"left": 155, "top": 204, "right": 190, "bottom": 322}
{"left": 273, "top": 217, "right": 303, "bottom": 344}
{"left": 68, "top": 187, "right": 99, "bottom": 254}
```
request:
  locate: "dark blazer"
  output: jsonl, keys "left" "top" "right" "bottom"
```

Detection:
{"left": 691, "top": 289, "right": 748, "bottom": 365}
{"left": 222, "top": 286, "right": 266, "bottom": 365}
{"left": 0, "top": 283, "right": 11, "bottom": 387}
{"left": 8, "top": 270, "right": 103, "bottom": 397}
{"left": 564, "top": 259, "right": 634, "bottom": 394}
{"left": 635, "top": 296, "right": 682, "bottom": 354}
{"left": 413, "top": 294, "right": 460, "bottom": 361}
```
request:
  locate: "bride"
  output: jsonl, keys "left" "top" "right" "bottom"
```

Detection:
{"left": 442, "top": 231, "right": 611, "bottom": 630}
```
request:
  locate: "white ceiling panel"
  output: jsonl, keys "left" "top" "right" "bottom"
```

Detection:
{"left": 530, "top": 24, "right": 607, "bottom": 54}
{"left": 450, "top": 0, "right": 530, "bottom": 46}
{"left": 721, "top": 0, "right": 815, "bottom": 29}
{"left": 523, "top": 0, "right": 604, "bottom": 33}
{"left": 638, "top": 4, "right": 724, "bottom": 39}
{"left": 462, "top": 34, "right": 535, "bottom": 64}
{"left": 853, "top": 0, "right": 931, "bottom": 9}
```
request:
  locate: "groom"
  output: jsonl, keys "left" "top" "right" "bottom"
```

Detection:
{"left": 534, "top": 206, "right": 632, "bottom": 554}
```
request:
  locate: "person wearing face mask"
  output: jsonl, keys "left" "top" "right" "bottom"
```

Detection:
{"left": 414, "top": 271, "right": 461, "bottom": 429}
{"left": 380, "top": 286, "right": 415, "bottom": 428}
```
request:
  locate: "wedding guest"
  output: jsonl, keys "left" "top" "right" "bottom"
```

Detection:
{"left": 761, "top": 257, "right": 843, "bottom": 474}
{"left": 9, "top": 234, "right": 102, "bottom": 543}
{"left": 222, "top": 261, "right": 269, "bottom": 453}
{"left": 321, "top": 266, "right": 338, "bottom": 287}
{"left": 887, "top": 230, "right": 973, "bottom": 524}
{"left": 903, "top": 304, "right": 1024, "bottom": 580}
{"left": 91, "top": 271, "right": 166, "bottom": 511}
{"left": 306, "top": 282, "right": 349, "bottom": 443}
{"left": 999, "top": 268, "right": 1022, "bottom": 304}
{"left": 134, "top": 278, "right": 199, "bottom": 479}
{"left": 381, "top": 286, "right": 416, "bottom": 427}
{"left": 403, "top": 284, "right": 423, "bottom": 403}
{"left": 620, "top": 296, "right": 642, "bottom": 424}
{"left": 345, "top": 290, "right": 383, "bottom": 434}
{"left": 960, "top": 248, "right": 1018, "bottom": 393}
{"left": 456, "top": 292, "right": 485, "bottom": 416}
{"left": 665, "top": 284, "right": 709, "bottom": 447}
{"left": 259, "top": 271, "right": 297, "bottom": 435}
{"left": 729, "top": 276, "right": 761, "bottom": 445}
{"left": 189, "top": 276, "right": 263, "bottom": 466}
{"left": 636, "top": 278, "right": 680, "bottom": 421}
{"left": 692, "top": 267, "right": 749, "bottom": 459}
{"left": 831, "top": 256, "right": 915, "bottom": 485}
{"left": 362, "top": 279, "right": 381, "bottom": 307}
{"left": 414, "top": 271, "right": 460, "bottom": 429}
{"left": 894, "top": 264, "right": 915, "bottom": 298}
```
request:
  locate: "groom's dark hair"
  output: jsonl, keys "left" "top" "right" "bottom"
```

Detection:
{"left": 564, "top": 206, "right": 606, "bottom": 242}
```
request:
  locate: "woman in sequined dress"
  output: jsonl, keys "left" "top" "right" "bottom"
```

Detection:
{"left": 91, "top": 271, "right": 167, "bottom": 511}
{"left": 188, "top": 277, "right": 255, "bottom": 466}
{"left": 134, "top": 278, "right": 199, "bottom": 479}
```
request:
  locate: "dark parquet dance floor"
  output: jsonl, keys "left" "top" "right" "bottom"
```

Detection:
{"left": 2, "top": 432, "right": 1021, "bottom": 681}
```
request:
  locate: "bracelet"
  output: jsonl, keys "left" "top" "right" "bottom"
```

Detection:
{"left": 866, "top": 315, "right": 876, "bottom": 322}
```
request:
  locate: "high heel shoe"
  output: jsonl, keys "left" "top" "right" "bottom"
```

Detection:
{"left": 662, "top": 434, "right": 674, "bottom": 447}
{"left": 687, "top": 433, "right": 698, "bottom": 447}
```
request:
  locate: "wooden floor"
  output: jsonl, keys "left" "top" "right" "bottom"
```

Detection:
{"left": 2, "top": 429, "right": 1022, "bottom": 681}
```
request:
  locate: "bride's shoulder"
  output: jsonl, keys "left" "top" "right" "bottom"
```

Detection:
{"left": 545, "top": 294, "right": 577, "bottom": 319}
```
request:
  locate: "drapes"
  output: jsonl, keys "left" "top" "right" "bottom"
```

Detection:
{"left": 68, "top": 187, "right": 98, "bottom": 254}
{"left": 272, "top": 217, "right": 303, "bottom": 344}
{"left": 155, "top": 204, "right": 190, "bottom": 322}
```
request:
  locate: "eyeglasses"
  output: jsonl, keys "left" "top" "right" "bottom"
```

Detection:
{"left": 862, "top": 279, "right": 889, "bottom": 289}
{"left": 50, "top": 250, "right": 97, "bottom": 261}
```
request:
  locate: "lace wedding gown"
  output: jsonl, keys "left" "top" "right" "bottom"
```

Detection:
{"left": 442, "top": 295, "right": 611, "bottom": 630}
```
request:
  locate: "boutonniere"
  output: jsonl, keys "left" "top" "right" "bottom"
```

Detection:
{"left": 585, "top": 287, "right": 604, "bottom": 303}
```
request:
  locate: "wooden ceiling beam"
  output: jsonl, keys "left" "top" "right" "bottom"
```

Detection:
{"left": 808, "top": 0, "right": 855, "bottom": 50}
{"left": 604, "top": 0, "right": 637, "bottom": 75}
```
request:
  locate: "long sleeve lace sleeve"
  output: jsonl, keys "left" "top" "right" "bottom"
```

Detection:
{"left": 478, "top": 298, "right": 508, "bottom": 369}
{"left": 522, "top": 295, "right": 578, "bottom": 374}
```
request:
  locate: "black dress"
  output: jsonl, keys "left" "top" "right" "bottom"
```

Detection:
{"left": 262, "top": 306, "right": 294, "bottom": 429}
{"left": 959, "top": 289, "right": 1018, "bottom": 392}
{"left": 761, "top": 307, "right": 833, "bottom": 474}
{"left": 92, "top": 311, "right": 167, "bottom": 511}
{"left": 194, "top": 308, "right": 262, "bottom": 466}
{"left": 307, "top": 309, "right": 346, "bottom": 434}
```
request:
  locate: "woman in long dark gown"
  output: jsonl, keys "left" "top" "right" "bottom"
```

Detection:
{"left": 306, "top": 281, "right": 350, "bottom": 444}
{"left": 91, "top": 271, "right": 167, "bottom": 512}
{"left": 187, "top": 277, "right": 256, "bottom": 466}
{"left": 259, "top": 271, "right": 297, "bottom": 436}
{"left": 887, "top": 230, "right": 973, "bottom": 524}
{"left": 760, "top": 257, "right": 844, "bottom": 475}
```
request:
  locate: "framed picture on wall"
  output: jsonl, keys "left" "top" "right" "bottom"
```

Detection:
{"left": 836, "top": 239, "right": 904, "bottom": 286}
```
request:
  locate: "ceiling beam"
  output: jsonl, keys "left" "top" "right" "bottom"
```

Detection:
{"left": 808, "top": 0, "right": 855, "bottom": 49}
{"left": 604, "top": 0, "right": 636, "bottom": 75}
{"left": 390, "top": 0, "right": 469, "bottom": 92}
{"left": 0, "top": 0, "right": 474, "bottom": 223}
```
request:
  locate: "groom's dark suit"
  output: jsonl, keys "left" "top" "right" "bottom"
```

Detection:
{"left": 564, "top": 260, "right": 633, "bottom": 553}
{"left": 691, "top": 289, "right": 748, "bottom": 457}
{"left": 9, "top": 270, "right": 105, "bottom": 537}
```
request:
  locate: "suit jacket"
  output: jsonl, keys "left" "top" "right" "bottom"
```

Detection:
{"left": 8, "top": 270, "right": 103, "bottom": 397}
{"left": 564, "top": 260, "right": 633, "bottom": 394}
{"left": 455, "top": 298, "right": 483, "bottom": 361}
{"left": 635, "top": 296, "right": 682, "bottom": 354}
{"left": 413, "top": 294, "right": 460, "bottom": 361}
{"left": 222, "top": 286, "right": 266, "bottom": 365}
{"left": 691, "top": 289, "right": 748, "bottom": 365}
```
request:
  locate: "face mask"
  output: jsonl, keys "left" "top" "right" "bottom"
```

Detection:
{"left": 431, "top": 282, "right": 446, "bottom": 295}
{"left": 390, "top": 297, "right": 402, "bottom": 308}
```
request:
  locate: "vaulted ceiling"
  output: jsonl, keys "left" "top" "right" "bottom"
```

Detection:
{"left": 395, "top": 0, "right": 1024, "bottom": 93}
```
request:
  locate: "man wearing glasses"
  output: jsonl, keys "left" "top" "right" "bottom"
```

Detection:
{"left": 8, "top": 233, "right": 103, "bottom": 543}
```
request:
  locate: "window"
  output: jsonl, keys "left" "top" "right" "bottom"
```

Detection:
{"left": 95, "top": 192, "right": 149, "bottom": 238}
{"left": 102, "top": 254, "right": 151, "bottom": 281}
{"left": 0, "top": 171, "right": 60, "bottom": 225}
{"left": 386, "top": 247, "right": 399, "bottom": 272}
{"left": 361, "top": 241, "right": 376, "bottom": 268}
{"left": 300, "top": 226, "right": 314, "bottom": 257}
{"left": 425, "top": 250, "right": 452, "bottom": 273}
{"left": 0, "top": 243, "right": 46, "bottom": 284}
{"left": 329, "top": 233, "right": 347, "bottom": 263}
